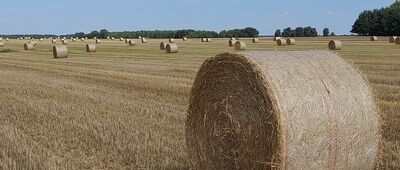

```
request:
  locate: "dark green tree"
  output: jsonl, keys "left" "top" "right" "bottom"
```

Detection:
{"left": 323, "top": 28, "right": 330, "bottom": 36}
{"left": 99, "top": 29, "right": 109, "bottom": 39}
{"left": 282, "top": 27, "right": 292, "bottom": 37}
{"left": 274, "top": 29, "right": 281, "bottom": 37}
{"left": 295, "top": 27, "right": 305, "bottom": 37}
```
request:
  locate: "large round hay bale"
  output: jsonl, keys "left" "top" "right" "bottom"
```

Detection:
{"left": 0, "top": 42, "right": 5, "bottom": 47}
{"left": 160, "top": 42, "right": 167, "bottom": 50}
{"left": 24, "top": 43, "right": 34, "bottom": 50}
{"left": 389, "top": 36, "right": 397, "bottom": 43}
{"left": 169, "top": 38, "right": 175, "bottom": 43}
{"left": 86, "top": 44, "right": 96, "bottom": 52}
{"left": 186, "top": 51, "right": 380, "bottom": 170}
{"left": 329, "top": 40, "right": 342, "bottom": 50}
{"left": 141, "top": 38, "right": 147, "bottom": 43}
{"left": 206, "top": 38, "right": 212, "bottom": 42}
{"left": 62, "top": 40, "right": 68, "bottom": 45}
{"left": 395, "top": 38, "right": 400, "bottom": 45}
{"left": 129, "top": 40, "right": 136, "bottom": 46}
{"left": 286, "top": 38, "right": 296, "bottom": 45}
{"left": 52, "top": 39, "right": 57, "bottom": 43}
{"left": 274, "top": 37, "right": 281, "bottom": 41}
{"left": 166, "top": 43, "right": 178, "bottom": 53}
{"left": 125, "top": 39, "right": 130, "bottom": 43}
{"left": 252, "top": 38, "right": 259, "bottom": 43}
{"left": 229, "top": 39, "right": 237, "bottom": 47}
{"left": 96, "top": 39, "right": 101, "bottom": 44}
{"left": 201, "top": 38, "right": 207, "bottom": 42}
{"left": 277, "top": 38, "right": 286, "bottom": 46}
{"left": 370, "top": 36, "right": 378, "bottom": 41}
{"left": 53, "top": 45, "right": 68, "bottom": 58}
{"left": 234, "top": 41, "right": 246, "bottom": 50}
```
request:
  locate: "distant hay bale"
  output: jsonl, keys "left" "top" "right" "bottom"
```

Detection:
{"left": 229, "top": 39, "right": 237, "bottom": 47}
{"left": 138, "top": 36, "right": 142, "bottom": 39}
{"left": 234, "top": 41, "right": 246, "bottom": 50}
{"left": 230, "top": 37, "right": 236, "bottom": 40}
{"left": 5, "top": 38, "right": 9, "bottom": 41}
{"left": 111, "top": 37, "right": 115, "bottom": 40}
{"left": 370, "top": 36, "right": 378, "bottom": 41}
{"left": 52, "top": 39, "right": 57, "bottom": 43}
{"left": 328, "top": 40, "right": 342, "bottom": 50}
{"left": 389, "top": 36, "right": 397, "bottom": 43}
{"left": 96, "top": 39, "right": 101, "bottom": 44}
{"left": 24, "top": 43, "right": 34, "bottom": 50}
{"left": 252, "top": 38, "right": 259, "bottom": 43}
{"left": 169, "top": 38, "right": 175, "bottom": 43}
{"left": 183, "top": 37, "right": 188, "bottom": 41}
{"left": 72, "top": 39, "right": 77, "bottom": 42}
{"left": 286, "top": 38, "right": 296, "bottom": 45}
{"left": 395, "top": 38, "right": 400, "bottom": 45}
{"left": 125, "top": 39, "right": 129, "bottom": 43}
{"left": 277, "top": 38, "right": 286, "bottom": 46}
{"left": 274, "top": 37, "right": 281, "bottom": 41}
{"left": 94, "top": 37, "right": 97, "bottom": 40}
{"left": 62, "top": 40, "right": 68, "bottom": 45}
{"left": 81, "top": 38, "right": 85, "bottom": 41}
{"left": 53, "top": 45, "right": 68, "bottom": 58}
{"left": 201, "top": 38, "right": 207, "bottom": 42}
{"left": 39, "top": 38, "right": 43, "bottom": 42}
{"left": 206, "top": 38, "right": 212, "bottom": 42}
{"left": 85, "top": 37, "right": 88, "bottom": 39}
{"left": 29, "top": 41, "right": 38, "bottom": 46}
{"left": 166, "top": 43, "right": 178, "bottom": 53}
{"left": 120, "top": 38, "right": 124, "bottom": 41}
{"left": 141, "top": 38, "right": 147, "bottom": 43}
{"left": 129, "top": 40, "right": 136, "bottom": 46}
{"left": 186, "top": 51, "right": 380, "bottom": 170}
{"left": 86, "top": 44, "right": 96, "bottom": 52}
{"left": 107, "top": 36, "right": 110, "bottom": 39}
{"left": 0, "top": 42, "right": 4, "bottom": 47}
{"left": 160, "top": 42, "right": 167, "bottom": 50}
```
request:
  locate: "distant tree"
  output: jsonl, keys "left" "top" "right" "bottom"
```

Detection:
{"left": 330, "top": 32, "right": 336, "bottom": 36}
{"left": 323, "top": 28, "right": 330, "bottom": 36}
{"left": 74, "top": 32, "right": 85, "bottom": 38}
{"left": 274, "top": 29, "right": 281, "bottom": 37}
{"left": 99, "top": 29, "right": 109, "bottom": 39}
{"left": 89, "top": 31, "right": 100, "bottom": 38}
{"left": 295, "top": 27, "right": 305, "bottom": 37}
{"left": 282, "top": 27, "right": 292, "bottom": 37}
{"left": 243, "top": 27, "right": 259, "bottom": 37}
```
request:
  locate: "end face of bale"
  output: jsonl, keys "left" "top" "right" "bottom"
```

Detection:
{"left": 370, "top": 36, "right": 378, "bottom": 41}
{"left": 125, "top": 39, "right": 130, "bottom": 43}
{"left": 186, "top": 51, "right": 380, "bottom": 170}
{"left": 389, "top": 36, "right": 397, "bottom": 43}
{"left": 206, "top": 38, "right": 212, "bottom": 42}
{"left": 160, "top": 42, "right": 167, "bottom": 50}
{"left": 329, "top": 40, "right": 342, "bottom": 50}
{"left": 169, "top": 38, "right": 175, "bottom": 43}
{"left": 166, "top": 43, "right": 178, "bottom": 53}
{"left": 395, "top": 38, "right": 400, "bottom": 45}
{"left": 129, "top": 40, "right": 136, "bottom": 46}
{"left": 96, "top": 39, "right": 101, "bottom": 44}
{"left": 86, "top": 44, "right": 96, "bottom": 52}
{"left": 62, "top": 40, "right": 68, "bottom": 45}
{"left": 0, "top": 42, "right": 5, "bottom": 47}
{"left": 52, "top": 39, "right": 57, "bottom": 43}
{"left": 141, "top": 38, "right": 147, "bottom": 43}
{"left": 53, "top": 45, "right": 68, "bottom": 58}
{"left": 234, "top": 41, "right": 246, "bottom": 50}
{"left": 229, "top": 40, "right": 237, "bottom": 47}
{"left": 201, "top": 38, "right": 207, "bottom": 42}
{"left": 277, "top": 39, "right": 286, "bottom": 46}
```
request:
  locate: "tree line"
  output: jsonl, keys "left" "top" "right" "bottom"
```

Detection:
{"left": 351, "top": 2, "right": 400, "bottom": 36}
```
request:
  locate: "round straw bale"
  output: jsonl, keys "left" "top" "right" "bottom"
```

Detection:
{"left": 120, "top": 38, "right": 124, "bottom": 41}
{"left": 94, "top": 37, "right": 97, "bottom": 40}
{"left": 160, "top": 42, "right": 167, "bottom": 50}
{"left": 186, "top": 51, "right": 380, "bottom": 170}
{"left": 72, "top": 38, "right": 77, "bottom": 42}
{"left": 274, "top": 37, "right": 281, "bottom": 41}
{"left": 234, "top": 41, "right": 246, "bottom": 50}
{"left": 53, "top": 45, "right": 68, "bottom": 58}
{"left": 62, "top": 40, "right": 68, "bottom": 45}
{"left": 389, "top": 36, "right": 397, "bottom": 43}
{"left": 229, "top": 39, "right": 237, "bottom": 47}
{"left": 39, "top": 38, "right": 43, "bottom": 42}
{"left": 85, "top": 37, "right": 88, "bottom": 39}
{"left": 252, "top": 38, "right": 259, "bottom": 43}
{"left": 328, "top": 40, "right": 342, "bottom": 50}
{"left": 107, "top": 36, "right": 110, "bottom": 39}
{"left": 169, "top": 38, "right": 175, "bottom": 43}
{"left": 166, "top": 43, "right": 178, "bottom": 53}
{"left": 183, "top": 37, "right": 188, "bottom": 41}
{"left": 81, "top": 38, "right": 85, "bottom": 41}
{"left": 370, "top": 36, "right": 377, "bottom": 41}
{"left": 141, "top": 38, "right": 147, "bottom": 43}
{"left": 125, "top": 39, "right": 129, "bottom": 43}
{"left": 201, "top": 38, "right": 207, "bottom": 42}
{"left": 206, "top": 38, "right": 212, "bottom": 42}
{"left": 52, "top": 39, "right": 57, "bottom": 43}
{"left": 111, "top": 37, "right": 115, "bottom": 40}
{"left": 138, "top": 36, "right": 142, "bottom": 39}
{"left": 24, "top": 43, "right": 34, "bottom": 50}
{"left": 5, "top": 38, "right": 9, "bottom": 41}
{"left": 286, "top": 38, "right": 296, "bottom": 45}
{"left": 395, "top": 38, "right": 400, "bottom": 45}
{"left": 0, "top": 42, "right": 5, "bottom": 47}
{"left": 230, "top": 37, "right": 236, "bottom": 40}
{"left": 96, "top": 39, "right": 101, "bottom": 44}
{"left": 277, "top": 38, "right": 286, "bottom": 46}
{"left": 86, "top": 44, "right": 96, "bottom": 52}
{"left": 29, "top": 41, "right": 38, "bottom": 46}
{"left": 129, "top": 40, "right": 136, "bottom": 46}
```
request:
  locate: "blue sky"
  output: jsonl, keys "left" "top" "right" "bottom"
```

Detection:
{"left": 0, "top": 0, "right": 395, "bottom": 35}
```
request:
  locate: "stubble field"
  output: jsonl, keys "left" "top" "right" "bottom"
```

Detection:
{"left": 0, "top": 36, "right": 399, "bottom": 169}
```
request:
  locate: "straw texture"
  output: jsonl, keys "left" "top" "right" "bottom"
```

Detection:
{"left": 229, "top": 40, "right": 237, "bottom": 47}
{"left": 186, "top": 51, "right": 380, "bottom": 170}
{"left": 329, "top": 40, "right": 342, "bottom": 50}
{"left": 169, "top": 38, "right": 175, "bottom": 43}
{"left": 287, "top": 39, "right": 296, "bottom": 45}
{"left": 129, "top": 40, "right": 136, "bottom": 46}
{"left": 0, "top": 42, "right": 4, "bottom": 47}
{"left": 24, "top": 43, "right": 33, "bottom": 50}
{"left": 370, "top": 36, "right": 378, "bottom": 41}
{"left": 160, "top": 42, "right": 167, "bottom": 50}
{"left": 166, "top": 43, "right": 178, "bottom": 53}
{"left": 252, "top": 38, "right": 259, "bottom": 43}
{"left": 277, "top": 39, "right": 286, "bottom": 46}
{"left": 395, "top": 38, "right": 400, "bottom": 45}
{"left": 53, "top": 45, "right": 68, "bottom": 58}
{"left": 389, "top": 36, "right": 397, "bottom": 43}
{"left": 234, "top": 41, "right": 246, "bottom": 50}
